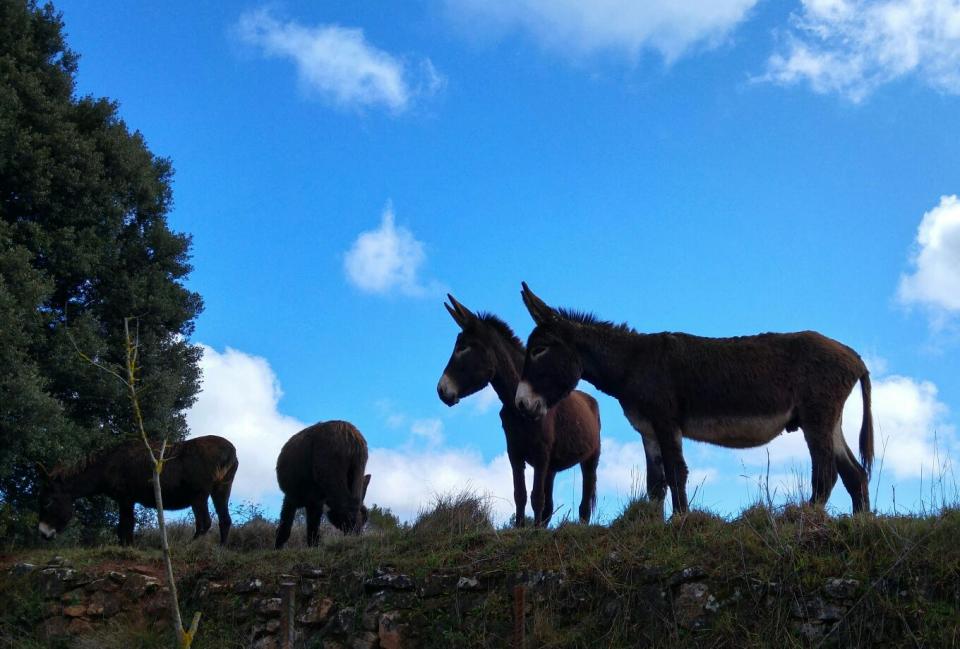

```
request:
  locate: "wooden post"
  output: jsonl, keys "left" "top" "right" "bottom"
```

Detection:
{"left": 512, "top": 583, "right": 526, "bottom": 649}
{"left": 280, "top": 581, "right": 296, "bottom": 649}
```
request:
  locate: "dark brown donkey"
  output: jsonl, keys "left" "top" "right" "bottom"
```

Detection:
{"left": 275, "top": 420, "right": 371, "bottom": 549}
{"left": 437, "top": 294, "right": 601, "bottom": 527}
{"left": 37, "top": 435, "right": 238, "bottom": 545}
{"left": 515, "top": 283, "right": 874, "bottom": 515}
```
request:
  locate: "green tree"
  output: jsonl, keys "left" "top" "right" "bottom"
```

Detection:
{"left": 0, "top": 0, "right": 203, "bottom": 540}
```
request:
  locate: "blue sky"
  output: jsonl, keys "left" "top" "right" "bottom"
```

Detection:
{"left": 55, "top": 0, "right": 960, "bottom": 522}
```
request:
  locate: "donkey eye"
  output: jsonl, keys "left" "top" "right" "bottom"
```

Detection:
{"left": 455, "top": 345, "right": 471, "bottom": 357}
{"left": 531, "top": 346, "right": 549, "bottom": 359}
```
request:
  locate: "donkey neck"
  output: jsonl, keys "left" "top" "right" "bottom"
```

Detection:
{"left": 487, "top": 332, "right": 526, "bottom": 407}
{"left": 58, "top": 453, "right": 112, "bottom": 498}
{"left": 572, "top": 324, "right": 645, "bottom": 399}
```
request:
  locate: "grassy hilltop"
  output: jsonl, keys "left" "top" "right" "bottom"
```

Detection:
{"left": 2, "top": 496, "right": 959, "bottom": 648}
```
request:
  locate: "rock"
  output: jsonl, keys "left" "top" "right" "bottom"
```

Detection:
{"left": 300, "top": 578, "right": 318, "bottom": 597}
{"left": 456, "top": 576, "right": 483, "bottom": 591}
{"left": 67, "top": 618, "right": 94, "bottom": 635}
{"left": 39, "top": 567, "right": 77, "bottom": 598}
{"left": 295, "top": 565, "right": 326, "bottom": 579}
{"left": 300, "top": 597, "right": 335, "bottom": 625}
{"left": 250, "top": 635, "right": 278, "bottom": 649}
{"left": 256, "top": 597, "right": 283, "bottom": 617}
{"left": 365, "top": 569, "right": 415, "bottom": 592}
{"left": 790, "top": 596, "right": 845, "bottom": 622}
{"left": 47, "top": 556, "right": 70, "bottom": 567}
{"left": 351, "top": 631, "right": 379, "bottom": 649}
{"left": 62, "top": 604, "right": 86, "bottom": 618}
{"left": 88, "top": 590, "right": 123, "bottom": 618}
{"left": 86, "top": 577, "right": 121, "bottom": 593}
{"left": 107, "top": 571, "right": 127, "bottom": 584}
{"left": 123, "top": 573, "right": 161, "bottom": 599}
{"left": 673, "top": 582, "right": 718, "bottom": 630}
{"left": 669, "top": 566, "right": 708, "bottom": 587}
{"left": 42, "top": 616, "right": 70, "bottom": 637}
{"left": 10, "top": 562, "right": 37, "bottom": 576}
{"left": 235, "top": 578, "right": 263, "bottom": 594}
{"left": 324, "top": 606, "right": 356, "bottom": 636}
{"left": 421, "top": 573, "right": 458, "bottom": 598}
{"left": 824, "top": 578, "right": 859, "bottom": 601}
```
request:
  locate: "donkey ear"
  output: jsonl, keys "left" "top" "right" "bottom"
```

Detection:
{"left": 520, "top": 282, "right": 559, "bottom": 326}
{"left": 444, "top": 301, "right": 466, "bottom": 329}
{"left": 447, "top": 294, "right": 478, "bottom": 327}
{"left": 362, "top": 474, "right": 371, "bottom": 499}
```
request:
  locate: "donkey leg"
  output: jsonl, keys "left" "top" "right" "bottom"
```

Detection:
{"left": 541, "top": 470, "right": 557, "bottom": 527}
{"left": 833, "top": 420, "right": 870, "bottom": 513}
{"left": 804, "top": 426, "right": 839, "bottom": 507}
{"left": 117, "top": 500, "right": 136, "bottom": 546}
{"left": 530, "top": 464, "right": 549, "bottom": 527}
{"left": 658, "top": 428, "right": 689, "bottom": 515}
{"left": 192, "top": 498, "right": 212, "bottom": 539}
{"left": 626, "top": 412, "right": 666, "bottom": 515}
{"left": 306, "top": 502, "right": 322, "bottom": 547}
{"left": 275, "top": 496, "right": 297, "bottom": 550}
{"left": 509, "top": 452, "right": 528, "bottom": 527}
{"left": 211, "top": 482, "right": 234, "bottom": 545}
{"left": 578, "top": 448, "right": 600, "bottom": 524}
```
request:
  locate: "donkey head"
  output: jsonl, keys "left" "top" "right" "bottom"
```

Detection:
{"left": 437, "top": 294, "right": 497, "bottom": 406}
{"left": 328, "top": 473, "right": 371, "bottom": 535}
{"left": 36, "top": 465, "right": 74, "bottom": 541}
{"left": 516, "top": 283, "right": 583, "bottom": 420}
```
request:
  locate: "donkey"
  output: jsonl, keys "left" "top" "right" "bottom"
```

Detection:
{"left": 437, "top": 294, "right": 601, "bottom": 527}
{"left": 275, "top": 420, "right": 371, "bottom": 549}
{"left": 37, "top": 435, "right": 238, "bottom": 545}
{"left": 514, "top": 283, "right": 874, "bottom": 515}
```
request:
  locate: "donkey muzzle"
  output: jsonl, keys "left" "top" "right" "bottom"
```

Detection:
{"left": 437, "top": 375, "right": 460, "bottom": 406}
{"left": 515, "top": 381, "right": 546, "bottom": 420}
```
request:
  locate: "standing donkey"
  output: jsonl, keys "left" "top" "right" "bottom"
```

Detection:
{"left": 37, "top": 435, "right": 238, "bottom": 545}
{"left": 514, "top": 283, "right": 873, "bottom": 515}
{"left": 275, "top": 420, "right": 371, "bottom": 549}
{"left": 437, "top": 294, "right": 601, "bottom": 527}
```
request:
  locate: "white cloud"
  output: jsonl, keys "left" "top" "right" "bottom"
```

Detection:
{"left": 410, "top": 418, "right": 445, "bottom": 447}
{"left": 763, "top": 0, "right": 960, "bottom": 101}
{"left": 898, "top": 195, "right": 960, "bottom": 321}
{"left": 739, "top": 373, "right": 955, "bottom": 481}
{"left": 186, "top": 345, "right": 305, "bottom": 504}
{"left": 344, "top": 203, "right": 440, "bottom": 297}
{"left": 446, "top": 0, "right": 758, "bottom": 63}
{"left": 469, "top": 385, "right": 501, "bottom": 415}
{"left": 235, "top": 8, "right": 442, "bottom": 112}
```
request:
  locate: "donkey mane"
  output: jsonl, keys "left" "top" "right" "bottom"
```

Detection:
{"left": 557, "top": 308, "right": 636, "bottom": 335}
{"left": 477, "top": 312, "right": 525, "bottom": 352}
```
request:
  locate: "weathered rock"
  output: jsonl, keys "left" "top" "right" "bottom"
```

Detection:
{"left": 420, "top": 573, "right": 458, "bottom": 598}
{"left": 324, "top": 606, "right": 356, "bottom": 636}
{"left": 123, "top": 573, "right": 161, "bottom": 599}
{"left": 62, "top": 604, "right": 87, "bottom": 618}
{"left": 793, "top": 620, "right": 827, "bottom": 642}
{"left": 10, "top": 562, "right": 37, "bottom": 576}
{"left": 673, "top": 582, "right": 719, "bottom": 630}
{"left": 107, "top": 571, "right": 127, "bottom": 584}
{"left": 456, "top": 576, "right": 483, "bottom": 591}
{"left": 790, "top": 596, "right": 845, "bottom": 622}
{"left": 250, "top": 635, "right": 278, "bottom": 649}
{"left": 67, "top": 617, "right": 94, "bottom": 635}
{"left": 235, "top": 578, "right": 263, "bottom": 594}
{"left": 255, "top": 597, "right": 283, "bottom": 617}
{"left": 266, "top": 619, "right": 281, "bottom": 633}
{"left": 86, "top": 577, "right": 121, "bottom": 593}
{"left": 42, "top": 616, "right": 70, "bottom": 637}
{"left": 823, "top": 578, "right": 859, "bottom": 601}
{"left": 39, "top": 567, "right": 77, "bottom": 598}
{"left": 299, "top": 597, "right": 335, "bottom": 625}
{"left": 669, "top": 566, "right": 708, "bottom": 587}
{"left": 365, "top": 569, "right": 415, "bottom": 592}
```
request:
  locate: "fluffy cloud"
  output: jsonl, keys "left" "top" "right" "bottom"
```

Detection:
{"left": 344, "top": 204, "right": 440, "bottom": 297}
{"left": 763, "top": 0, "right": 960, "bottom": 101}
{"left": 446, "top": 0, "right": 758, "bottom": 62}
{"left": 235, "top": 8, "right": 442, "bottom": 112}
{"left": 898, "top": 195, "right": 960, "bottom": 319}
{"left": 739, "top": 371, "right": 955, "bottom": 483}
{"left": 186, "top": 345, "right": 304, "bottom": 504}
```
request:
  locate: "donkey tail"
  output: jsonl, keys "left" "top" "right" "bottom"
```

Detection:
{"left": 859, "top": 371, "right": 874, "bottom": 477}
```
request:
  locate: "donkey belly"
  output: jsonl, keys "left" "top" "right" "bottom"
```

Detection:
{"left": 683, "top": 412, "right": 792, "bottom": 448}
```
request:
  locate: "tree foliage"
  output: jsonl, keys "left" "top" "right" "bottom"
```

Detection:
{"left": 0, "top": 0, "right": 203, "bottom": 538}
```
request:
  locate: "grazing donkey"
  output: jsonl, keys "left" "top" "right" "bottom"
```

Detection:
{"left": 437, "top": 294, "right": 601, "bottom": 527}
{"left": 515, "top": 283, "right": 874, "bottom": 515}
{"left": 37, "top": 435, "right": 238, "bottom": 545}
{"left": 275, "top": 420, "right": 371, "bottom": 549}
